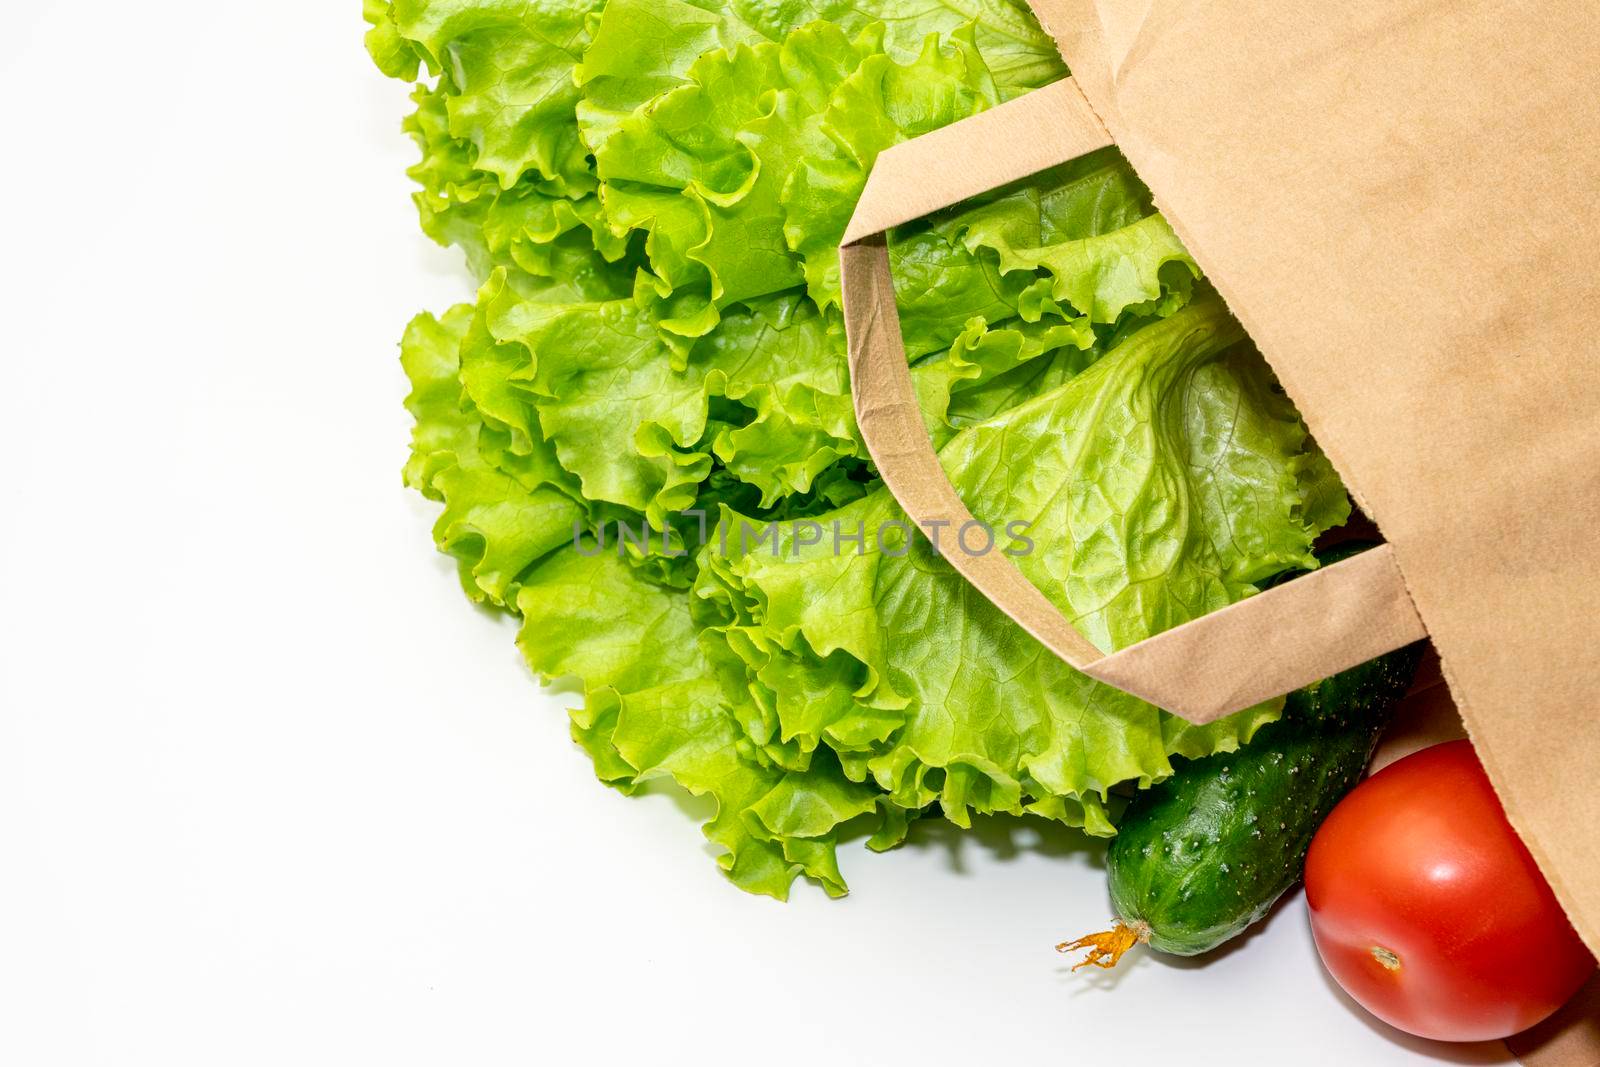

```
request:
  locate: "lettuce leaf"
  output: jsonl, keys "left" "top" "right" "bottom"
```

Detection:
{"left": 575, "top": 0, "right": 1064, "bottom": 159}
{"left": 400, "top": 305, "right": 582, "bottom": 607}
{"left": 373, "top": 0, "right": 604, "bottom": 192}
{"left": 517, "top": 544, "right": 882, "bottom": 898}
{"left": 784, "top": 27, "right": 1003, "bottom": 312}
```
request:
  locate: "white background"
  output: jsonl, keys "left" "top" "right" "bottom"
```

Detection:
{"left": 0, "top": 5, "right": 1516, "bottom": 1065}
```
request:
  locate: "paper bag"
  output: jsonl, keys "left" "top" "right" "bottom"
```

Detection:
{"left": 838, "top": 0, "right": 1600, "bottom": 975}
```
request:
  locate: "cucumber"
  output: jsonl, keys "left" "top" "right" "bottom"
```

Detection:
{"left": 1061, "top": 545, "right": 1425, "bottom": 966}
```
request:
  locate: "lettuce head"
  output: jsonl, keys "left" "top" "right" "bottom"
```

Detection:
{"left": 367, "top": 0, "right": 1349, "bottom": 898}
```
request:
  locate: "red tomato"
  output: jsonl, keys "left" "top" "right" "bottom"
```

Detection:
{"left": 1304, "top": 739, "right": 1594, "bottom": 1042}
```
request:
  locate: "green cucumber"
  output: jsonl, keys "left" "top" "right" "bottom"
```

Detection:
{"left": 1061, "top": 544, "right": 1425, "bottom": 966}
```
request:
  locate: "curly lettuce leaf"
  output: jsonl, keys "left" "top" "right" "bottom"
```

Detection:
{"left": 364, "top": 0, "right": 425, "bottom": 79}
{"left": 575, "top": 0, "right": 1063, "bottom": 159}
{"left": 400, "top": 305, "right": 582, "bottom": 607}
{"left": 372, "top": 0, "right": 604, "bottom": 192}
{"left": 784, "top": 27, "right": 1003, "bottom": 311}
{"left": 593, "top": 22, "right": 869, "bottom": 337}
{"left": 480, "top": 276, "right": 712, "bottom": 524}
{"left": 399, "top": 82, "right": 634, "bottom": 291}
{"left": 585, "top": 11, "right": 1064, "bottom": 341}
{"left": 890, "top": 147, "right": 1157, "bottom": 355}
{"left": 517, "top": 545, "right": 882, "bottom": 898}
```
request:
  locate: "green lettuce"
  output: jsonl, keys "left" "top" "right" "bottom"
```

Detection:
{"left": 368, "top": 0, "right": 1350, "bottom": 899}
{"left": 696, "top": 298, "right": 1336, "bottom": 833}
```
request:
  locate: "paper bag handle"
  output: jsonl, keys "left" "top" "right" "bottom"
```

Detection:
{"left": 839, "top": 79, "right": 1428, "bottom": 724}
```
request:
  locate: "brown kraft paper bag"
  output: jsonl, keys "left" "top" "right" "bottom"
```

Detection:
{"left": 836, "top": 0, "right": 1600, "bottom": 1059}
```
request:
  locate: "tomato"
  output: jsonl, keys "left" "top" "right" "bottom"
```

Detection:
{"left": 1304, "top": 739, "right": 1594, "bottom": 1042}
